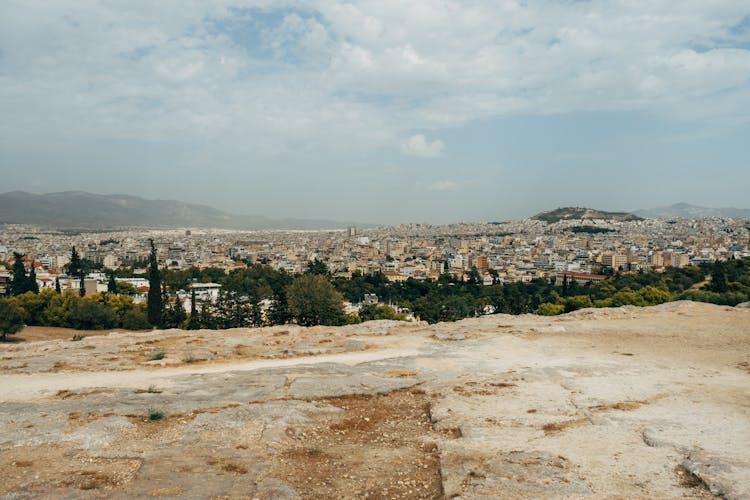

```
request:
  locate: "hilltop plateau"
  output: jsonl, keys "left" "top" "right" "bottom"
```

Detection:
{"left": 1, "top": 301, "right": 749, "bottom": 498}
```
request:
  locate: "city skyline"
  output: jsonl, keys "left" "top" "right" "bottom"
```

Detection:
{"left": 1, "top": 2, "right": 749, "bottom": 224}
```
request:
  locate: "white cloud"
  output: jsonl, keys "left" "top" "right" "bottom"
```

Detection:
{"left": 428, "top": 180, "right": 458, "bottom": 192}
{"left": 0, "top": 1, "right": 748, "bottom": 172}
{"left": 401, "top": 134, "right": 445, "bottom": 158}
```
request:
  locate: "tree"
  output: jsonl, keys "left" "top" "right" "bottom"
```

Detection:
{"left": 535, "top": 302, "right": 565, "bottom": 316}
{"left": 68, "top": 246, "right": 82, "bottom": 277}
{"left": 107, "top": 272, "right": 117, "bottom": 293}
{"left": 359, "top": 304, "right": 405, "bottom": 322}
{"left": 306, "top": 259, "right": 329, "bottom": 276}
{"left": 162, "top": 296, "right": 187, "bottom": 329}
{"left": 9, "top": 253, "right": 31, "bottom": 296}
{"left": 116, "top": 281, "right": 137, "bottom": 295}
{"left": 27, "top": 261, "right": 39, "bottom": 294}
{"left": 146, "top": 239, "right": 163, "bottom": 327}
{"left": 710, "top": 262, "right": 730, "bottom": 293}
{"left": 187, "top": 290, "right": 200, "bottom": 330}
{"left": 79, "top": 274, "right": 86, "bottom": 297}
{"left": 0, "top": 298, "right": 26, "bottom": 340}
{"left": 287, "top": 274, "right": 346, "bottom": 326}
{"left": 55, "top": 277, "right": 61, "bottom": 294}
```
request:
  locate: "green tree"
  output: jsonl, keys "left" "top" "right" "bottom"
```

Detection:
{"left": 563, "top": 295, "right": 593, "bottom": 312}
{"left": 107, "top": 272, "right": 117, "bottom": 293}
{"left": 358, "top": 304, "right": 405, "bottom": 322}
{"left": 535, "top": 302, "right": 565, "bottom": 316}
{"left": 187, "top": 290, "right": 200, "bottom": 330}
{"left": 79, "top": 274, "right": 86, "bottom": 297}
{"left": 27, "top": 261, "right": 39, "bottom": 294}
{"left": 0, "top": 298, "right": 26, "bottom": 340}
{"left": 287, "top": 274, "right": 346, "bottom": 326}
{"left": 146, "top": 239, "right": 163, "bottom": 327}
{"left": 162, "top": 296, "right": 187, "bottom": 329}
{"left": 116, "top": 281, "right": 137, "bottom": 295}
{"left": 15, "top": 289, "right": 56, "bottom": 325}
{"left": 306, "top": 259, "right": 329, "bottom": 276}
{"left": 55, "top": 277, "right": 61, "bottom": 294}
{"left": 68, "top": 246, "right": 82, "bottom": 277}
{"left": 9, "top": 253, "right": 30, "bottom": 296}
{"left": 710, "top": 262, "right": 730, "bottom": 293}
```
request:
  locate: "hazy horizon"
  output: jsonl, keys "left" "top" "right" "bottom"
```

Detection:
{"left": 1, "top": 2, "right": 749, "bottom": 225}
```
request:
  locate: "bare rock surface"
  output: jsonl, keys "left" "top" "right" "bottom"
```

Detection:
{"left": 1, "top": 301, "right": 749, "bottom": 498}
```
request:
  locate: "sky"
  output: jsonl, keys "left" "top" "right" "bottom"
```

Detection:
{"left": 0, "top": 1, "right": 749, "bottom": 224}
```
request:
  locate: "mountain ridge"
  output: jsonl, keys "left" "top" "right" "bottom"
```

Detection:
{"left": 0, "top": 191, "right": 364, "bottom": 230}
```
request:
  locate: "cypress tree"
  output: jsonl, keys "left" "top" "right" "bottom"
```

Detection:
{"left": 79, "top": 274, "right": 86, "bottom": 297}
{"left": 28, "top": 260, "right": 39, "bottom": 294}
{"left": 69, "top": 246, "right": 81, "bottom": 277}
{"left": 9, "top": 252, "right": 28, "bottom": 296}
{"left": 187, "top": 289, "right": 200, "bottom": 330}
{"left": 146, "top": 239, "right": 163, "bottom": 327}
{"left": 107, "top": 272, "right": 117, "bottom": 293}
{"left": 55, "top": 277, "right": 61, "bottom": 294}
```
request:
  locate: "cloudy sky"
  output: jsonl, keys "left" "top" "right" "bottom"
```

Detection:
{"left": 1, "top": 1, "right": 749, "bottom": 224}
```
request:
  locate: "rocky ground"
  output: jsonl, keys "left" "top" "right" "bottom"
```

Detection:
{"left": 1, "top": 301, "right": 749, "bottom": 499}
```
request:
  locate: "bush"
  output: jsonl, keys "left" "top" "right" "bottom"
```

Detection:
{"left": 535, "top": 302, "right": 565, "bottom": 316}
{"left": 563, "top": 295, "right": 593, "bottom": 312}
{"left": 359, "top": 304, "right": 406, "bottom": 321}
{"left": 121, "top": 308, "right": 150, "bottom": 330}
{"left": 147, "top": 409, "right": 165, "bottom": 421}
{"left": 0, "top": 298, "right": 26, "bottom": 340}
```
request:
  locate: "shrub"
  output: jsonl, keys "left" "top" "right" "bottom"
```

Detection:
{"left": 149, "top": 349, "right": 166, "bottom": 361}
{"left": 147, "top": 409, "right": 165, "bottom": 421}
{"left": 535, "top": 302, "right": 565, "bottom": 316}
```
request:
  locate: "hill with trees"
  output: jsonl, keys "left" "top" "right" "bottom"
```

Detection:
{"left": 532, "top": 207, "right": 642, "bottom": 223}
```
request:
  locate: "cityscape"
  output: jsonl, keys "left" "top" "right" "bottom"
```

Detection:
{"left": 2, "top": 211, "right": 748, "bottom": 305}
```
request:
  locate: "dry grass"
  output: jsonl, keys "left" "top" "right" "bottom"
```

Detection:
{"left": 146, "top": 487, "right": 184, "bottom": 497}
{"left": 65, "top": 471, "right": 118, "bottom": 490}
{"left": 383, "top": 369, "right": 418, "bottom": 377}
{"left": 589, "top": 401, "right": 643, "bottom": 412}
{"left": 207, "top": 457, "right": 248, "bottom": 474}
{"left": 542, "top": 417, "right": 590, "bottom": 434}
{"left": 675, "top": 464, "right": 711, "bottom": 493}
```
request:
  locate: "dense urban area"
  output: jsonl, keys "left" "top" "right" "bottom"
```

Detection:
{"left": 2, "top": 213, "right": 750, "bottom": 335}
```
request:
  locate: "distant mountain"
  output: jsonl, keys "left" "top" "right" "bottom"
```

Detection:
{"left": 0, "top": 191, "right": 362, "bottom": 230}
{"left": 635, "top": 202, "right": 750, "bottom": 219}
{"left": 531, "top": 207, "right": 642, "bottom": 223}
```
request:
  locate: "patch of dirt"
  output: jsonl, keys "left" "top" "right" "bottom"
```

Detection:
{"left": 146, "top": 487, "right": 185, "bottom": 497}
{"left": 383, "top": 369, "right": 418, "bottom": 377}
{"left": 268, "top": 388, "right": 443, "bottom": 499}
{"left": 542, "top": 417, "right": 590, "bottom": 434}
{"left": 12, "top": 326, "right": 147, "bottom": 342}
{"left": 452, "top": 379, "right": 517, "bottom": 396}
{"left": 206, "top": 456, "right": 249, "bottom": 474}
{"left": 54, "top": 388, "right": 113, "bottom": 400}
{"left": 674, "top": 465, "right": 713, "bottom": 498}
{"left": 589, "top": 401, "right": 643, "bottom": 412}
{"left": 0, "top": 444, "right": 141, "bottom": 494}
